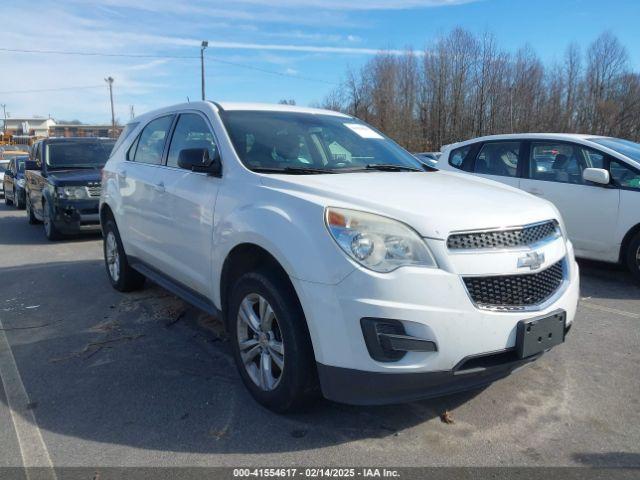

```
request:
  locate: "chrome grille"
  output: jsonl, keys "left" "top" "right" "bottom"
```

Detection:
{"left": 463, "top": 260, "right": 564, "bottom": 310}
{"left": 87, "top": 185, "right": 101, "bottom": 198}
{"left": 448, "top": 221, "right": 558, "bottom": 250}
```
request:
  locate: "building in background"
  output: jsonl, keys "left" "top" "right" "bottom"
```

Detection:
{"left": 1, "top": 117, "right": 122, "bottom": 144}
{"left": 49, "top": 124, "right": 120, "bottom": 138}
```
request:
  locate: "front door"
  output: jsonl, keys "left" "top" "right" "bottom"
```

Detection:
{"left": 152, "top": 112, "right": 221, "bottom": 295}
{"left": 520, "top": 141, "right": 619, "bottom": 261}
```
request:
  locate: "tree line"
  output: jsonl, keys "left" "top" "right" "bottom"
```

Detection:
{"left": 317, "top": 28, "right": 640, "bottom": 152}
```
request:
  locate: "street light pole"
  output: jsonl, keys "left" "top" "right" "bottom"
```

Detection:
{"left": 200, "top": 40, "right": 208, "bottom": 101}
{"left": 1, "top": 104, "right": 6, "bottom": 136}
{"left": 105, "top": 77, "right": 116, "bottom": 138}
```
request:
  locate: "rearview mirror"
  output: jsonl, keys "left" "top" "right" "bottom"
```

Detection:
{"left": 582, "top": 168, "right": 610, "bottom": 186}
{"left": 177, "top": 148, "right": 222, "bottom": 177}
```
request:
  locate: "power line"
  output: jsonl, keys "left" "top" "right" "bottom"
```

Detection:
{"left": 0, "top": 47, "right": 339, "bottom": 86}
{"left": 0, "top": 85, "right": 105, "bottom": 95}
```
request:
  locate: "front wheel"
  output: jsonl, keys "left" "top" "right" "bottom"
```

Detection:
{"left": 26, "top": 195, "right": 40, "bottom": 224}
{"left": 43, "top": 202, "right": 62, "bottom": 241}
{"left": 626, "top": 231, "right": 640, "bottom": 283}
{"left": 228, "top": 269, "right": 318, "bottom": 412}
{"left": 15, "top": 189, "right": 25, "bottom": 209}
{"left": 103, "top": 218, "right": 145, "bottom": 292}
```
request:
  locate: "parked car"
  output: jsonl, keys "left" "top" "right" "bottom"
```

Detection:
{"left": 0, "top": 159, "right": 8, "bottom": 198}
{"left": 3, "top": 155, "right": 34, "bottom": 208}
{"left": 25, "top": 137, "right": 115, "bottom": 240}
{"left": 436, "top": 134, "right": 640, "bottom": 281}
{"left": 100, "top": 102, "right": 579, "bottom": 412}
{"left": 414, "top": 151, "right": 441, "bottom": 169}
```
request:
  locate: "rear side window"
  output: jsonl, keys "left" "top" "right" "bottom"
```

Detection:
{"left": 110, "top": 122, "right": 139, "bottom": 157}
{"left": 129, "top": 116, "right": 173, "bottom": 165}
{"left": 474, "top": 141, "right": 521, "bottom": 177}
{"left": 448, "top": 145, "right": 471, "bottom": 169}
{"left": 166, "top": 113, "right": 218, "bottom": 168}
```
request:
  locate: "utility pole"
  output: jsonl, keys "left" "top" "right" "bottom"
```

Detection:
{"left": 200, "top": 40, "right": 208, "bottom": 101}
{"left": 105, "top": 77, "right": 116, "bottom": 138}
{"left": 129, "top": 105, "right": 135, "bottom": 121}
{"left": 1, "top": 104, "right": 6, "bottom": 135}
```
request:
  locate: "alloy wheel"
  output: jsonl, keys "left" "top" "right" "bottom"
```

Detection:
{"left": 236, "top": 293, "right": 285, "bottom": 391}
{"left": 105, "top": 231, "right": 120, "bottom": 282}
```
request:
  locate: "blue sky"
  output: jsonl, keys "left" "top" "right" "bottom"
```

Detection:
{"left": 1, "top": 0, "right": 639, "bottom": 123}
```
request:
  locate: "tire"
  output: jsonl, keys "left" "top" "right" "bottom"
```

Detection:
{"left": 26, "top": 195, "right": 40, "bottom": 224}
{"left": 228, "top": 268, "right": 318, "bottom": 412}
{"left": 15, "top": 190, "right": 25, "bottom": 209}
{"left": 625, "top": 231, "right": 640, "bottom": 283}
{"left": 103, "top": 218, "right": 145, "bottom": 292}
{"left": 43, "top": 201, "right": 62, "bottom": 241}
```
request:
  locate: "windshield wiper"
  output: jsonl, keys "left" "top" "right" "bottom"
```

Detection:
{"left": 364, "top": 163, "right": 423, "bottom": 172}
{"left": 251, "top": 166, "right": 337, "bottom": 175}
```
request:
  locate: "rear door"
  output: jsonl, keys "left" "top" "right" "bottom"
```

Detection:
{"left": 519, "top": 141, "right": 619, "bottom": 261}
{"left": 469, "top": 140, "right": 524, "bottom": 189}
{"left": 151, "top": 111, "right": 221, "bottom": 295}
{"left": 118, "top": 114, "right": 174, "bottom": 265}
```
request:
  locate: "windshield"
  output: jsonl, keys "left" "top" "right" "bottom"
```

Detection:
{"left": 220, "top": 110, "right": 424, "bottom": 173}
{"left": 589, "top": 137, "right": 640, "bottom": 162}
{"left": 45, "top": 141, "right": 113, "bottom": 169}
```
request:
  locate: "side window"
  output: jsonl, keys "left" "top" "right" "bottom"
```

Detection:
{"left": 610, "top": 160, "right": 640, "bottom": 190}
{"left": 131, "top": 116, "right": 173, "bottom": 165}
{"left": 530, "top": 142, "right": 605, "bottom": 184}
{"left": 474, "top": 142, "right": 521, "bottom": 177}
{"left": 166, "top": 113, "right": 217, "bottom": 168}
{"left": 34, "top": 143, "right": 42, "bottom": 167}
{"left": 449, "top": 145, "right": 471, "bottom": 170}
{"left": 111, "top": 122, "right": 139, "bottom": 157}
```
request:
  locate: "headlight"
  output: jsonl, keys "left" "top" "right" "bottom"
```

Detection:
{"left": 57, "top": 186, "right": 89, "bottom": 200}
{"left": 325, "top": 207, "right": 437, "bottom": 273}
{"left": 17, "top": 178, "right": 26, "bottom": 188}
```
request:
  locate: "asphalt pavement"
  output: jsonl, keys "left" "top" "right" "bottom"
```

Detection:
{"left": 0, "top": 202, "right": 639, "bottom": 472}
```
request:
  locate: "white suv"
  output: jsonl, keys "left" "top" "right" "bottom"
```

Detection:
{"left": 436, "top": 134, "right": 640, "bottom": 281}
{"left": 100, "top": 102, "right": 579, "bottom": 412}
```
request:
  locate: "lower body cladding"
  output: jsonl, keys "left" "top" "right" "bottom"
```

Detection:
{"left": 292, "top": 256, "right": 579, "bottom": 406}
{"left": 51, "top": 199, "right": 101, "bottom": 234}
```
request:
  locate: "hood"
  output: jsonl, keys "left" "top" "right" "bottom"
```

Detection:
{"left": 46, "top": 168, "right": 102, "bottom": 186}
{"left": 260, "top": 170, "right": 559, "bottom": 239}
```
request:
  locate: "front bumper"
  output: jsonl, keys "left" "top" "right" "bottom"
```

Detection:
{"left": 292, "top": 240, "right": 579, "bottom": 405}
{"left": 51, "top": 198, "right": 101, "bottom": 234}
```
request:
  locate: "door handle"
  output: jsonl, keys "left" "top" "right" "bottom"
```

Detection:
{"left": 527, "top": 188, "right": 544, "bottom": 196}
{"left": 154, "top": 181, "right": 165, "bottom": 193}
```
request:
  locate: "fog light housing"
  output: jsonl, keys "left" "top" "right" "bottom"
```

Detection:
{"left": 360, "top": 318, "right": 437, "bottom": 362}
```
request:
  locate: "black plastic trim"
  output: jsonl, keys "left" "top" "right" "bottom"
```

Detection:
{"left": 129, "top": 257, "right": 221, "bottom": 317}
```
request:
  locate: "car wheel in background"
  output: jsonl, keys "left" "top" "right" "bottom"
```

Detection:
{"left": 26, "top": 196, "right": 40, "bottom": 224}
{"left": 102, "top": 218, "right": 146, "bottom": 292}
{"left": 43, "top": 201, "right": 62, "bottom": 241}
{"left": 228, "top": 268, "right": 318, "bottom": 413}
{"left": 15, "top": 190, "right": 25, "bottom": 209}
{"left": 626, "top": 231, "right": 640, "bottom": 283}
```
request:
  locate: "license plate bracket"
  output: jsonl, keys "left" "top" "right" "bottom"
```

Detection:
{"left": 516, "top": 310, "right": 566, "bottom": 359}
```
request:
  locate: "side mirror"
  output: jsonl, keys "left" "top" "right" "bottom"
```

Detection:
{"left": 583, "top": 168, "right": 610, "bottom": 186}
{"left": 177, "top": 148, "right": 222, "bottom": 177}
{"left": 25, "top": 160, "right": 38, "bottom": 170}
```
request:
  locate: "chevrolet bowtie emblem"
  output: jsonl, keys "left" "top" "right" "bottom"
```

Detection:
{"left": 518, "top": 251, "right": 545, "bottom": 270}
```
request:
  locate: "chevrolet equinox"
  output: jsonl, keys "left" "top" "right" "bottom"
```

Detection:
{"left": 100, "top": 101, "right": 579, "bottom": 412}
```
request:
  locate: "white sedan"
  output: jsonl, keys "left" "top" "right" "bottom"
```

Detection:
{"left": 437, "top": 133, "right": 640, "bottom": 281}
